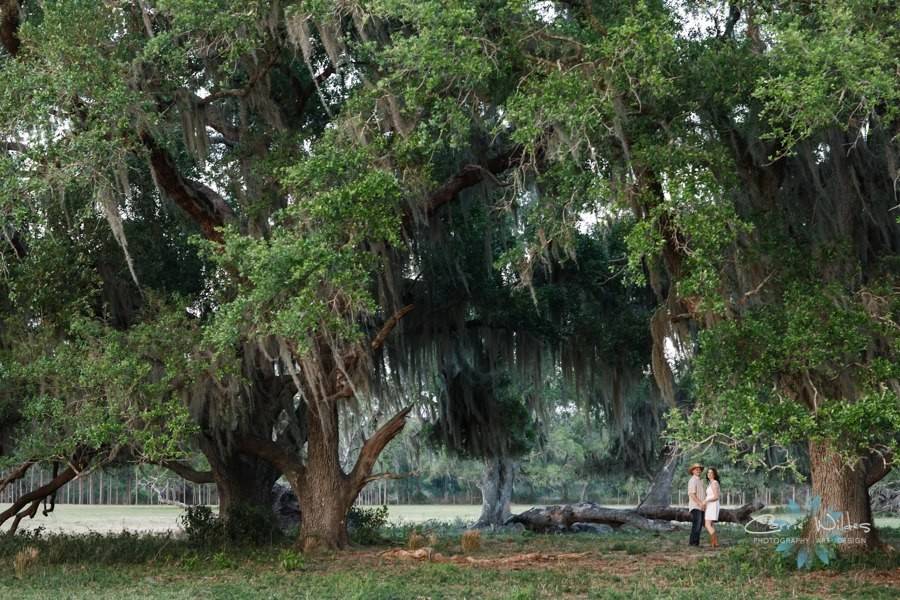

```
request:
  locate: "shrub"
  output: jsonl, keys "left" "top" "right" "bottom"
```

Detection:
{"left": 180, "top": 505, "right": 222, "bottom": 546}
{"left": 222, "top": 503, "right": 282, "bottom": 546}
{"left": 180, "top": 504, "right": 281, "bottom": 547}
{"left": 211, "top": 550, "right": 238, "bottom": 569}
{"left": 348, "top": 505, "right": 389, "bottom": 545}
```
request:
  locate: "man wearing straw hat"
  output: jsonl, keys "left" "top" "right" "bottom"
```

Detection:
{"left": 687, "top": 463, "right": 705, "bottom": 546}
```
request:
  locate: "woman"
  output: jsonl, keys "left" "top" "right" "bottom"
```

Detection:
{"left": 704, "top": 468, "right": 721, "bottom": 548}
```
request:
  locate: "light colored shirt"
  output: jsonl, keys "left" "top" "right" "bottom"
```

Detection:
{"left": 688, "top": 475, "right": 704, "bottom": 510}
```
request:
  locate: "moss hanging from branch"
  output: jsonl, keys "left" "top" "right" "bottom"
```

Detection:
{"left": 96, "top": 178, "right": 140, "bottom": 288}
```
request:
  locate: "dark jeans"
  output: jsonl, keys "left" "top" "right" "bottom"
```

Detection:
{"left": 689, "top": 509, "right": 704, "bottom": 546}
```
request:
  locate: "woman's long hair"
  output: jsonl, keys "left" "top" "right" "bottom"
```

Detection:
{"left": 707, "top": 467, "right": 720, "bottom": 483}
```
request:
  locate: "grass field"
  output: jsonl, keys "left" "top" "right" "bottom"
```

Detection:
{"left": 1, "top": 524, "right": 898, "bottom": 599}
{"left": 0, "top": 504, "right": 539, "bottom": 533}
{"left": 2, "top": 505, "right": 898, "bottom": 598}
{"left": 5, "top": 503, "right": 900, "bottom": 534}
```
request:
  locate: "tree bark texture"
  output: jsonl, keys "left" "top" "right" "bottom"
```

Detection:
{"left": 808, "top": 440, "right": 881, "bottom": 552}
{"left": 637, "top": 443, "right": 680, "bottom": 509}
{"left": 200, "top": 437, "right": 280, "bottom": 525}
{"left": 240, "top": 401, "right": 412, "bottom": 551}
{"left": 474, "top": 456, "right": 516, "bottom": 528}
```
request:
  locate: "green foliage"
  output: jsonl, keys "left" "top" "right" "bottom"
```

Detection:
{"left": 668, "top": 279, "right": 900, "bottom": 470}
{"left": 348, "top": 505, "right": 390, "bottom": 545}
{"left": 278, "top": 548, "right": 306, "bottom": 571}
{"left": 180, "top": 506, "right": 223, "bottom": 547}
{"left": 200, "top": 135, "right": 403, "bottom": 356}
{"left": 179, "top": 503, "right": 281, "bottom": 548}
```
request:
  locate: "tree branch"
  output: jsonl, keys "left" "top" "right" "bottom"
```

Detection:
{"left": 0, "top": 460, "right": 34, "bottom": 495}
{"left": 160, "top": 460, "right": 215, "bottom": 484}
{"left": 370, "top": 304, "right": 415, "bottom": 351}
{"left": 349, "top": 406, "right": 412, "bottom": 492}
{"left": 236, "top": 436, "right": 305, "bottom": 481}
{"left": 140, "top": 131, "right": 234, "bottom": 242}
{"left": 416, "top": 147, "right": 524, "bottom": 219}
{"left": 865, "top": 450, "right": 893, "bottom": 488}
{"left": 0, "top": 464, "right": 82, "bottom": 533}
{"left": 2, "top": 140, "right": 27, "bottom": 153}
{"left": 197, "top": 51, "right": 280, "bottom": 107}
{"left": 361, "top": 471, "right": 416, "bottom": 485}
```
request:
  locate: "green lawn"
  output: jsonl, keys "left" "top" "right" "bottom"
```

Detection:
{"left": 2, "top": 504, "right": 542, "bottom": 533}
{"left": 1, "top": 525, "right": 898, "bottom": 599}
{"left": 5, "top": 503, "right": 899, "bottom": 534}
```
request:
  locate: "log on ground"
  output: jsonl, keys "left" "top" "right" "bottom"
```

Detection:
{"left": 506, "top": 501, "right": 764, "bottom": 533}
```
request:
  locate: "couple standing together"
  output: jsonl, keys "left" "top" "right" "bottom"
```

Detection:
{"left": 687, "top": 463, "right": 720, "bottom": 547}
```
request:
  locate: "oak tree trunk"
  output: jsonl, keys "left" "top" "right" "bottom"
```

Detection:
{"left": 474, "top": 456, "right": 516, "bottom": 528}
{"left": 296, "top": 399, "right": 353, "bottom": 551}
{"left": 200, "top": 438, "right": 280, "bottom": 525}
{"left": 808, "top": 440, "right": 880, "bottom": 552}
{"left": 638, "top": 443, "right": 680, "bottom": 509}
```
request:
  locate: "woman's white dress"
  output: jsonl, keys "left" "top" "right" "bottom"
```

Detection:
{"left": 704, "top": 481, "right": 720, "bottom": 521}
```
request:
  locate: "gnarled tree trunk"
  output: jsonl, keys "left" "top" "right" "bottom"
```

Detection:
{"left": 241, "top": 401, "right": 412, "bottom": 551}
{"left": 474, "top": 456, "right": 516, "bottom": 528}
{"left": 199, "top": 437, "right": 280, "bottom": 526}
{"left": 808, "top": 440, "right": 881, "bottom": 552}
{"left": 637, "top": 443, "right": 680, "bottom": 509}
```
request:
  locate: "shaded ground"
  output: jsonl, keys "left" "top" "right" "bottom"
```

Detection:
{"left": 2, "top": 525, "right": 898, "bottom": 599}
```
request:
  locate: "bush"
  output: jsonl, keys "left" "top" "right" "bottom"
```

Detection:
{"left": 222, "top": 503, "right": 282, "bottom": 546}
{"left": 180, "top": 504, "right": 282, "bottom": 547}
{"left": 180, "top": 506, "right": 222, "bottom": 547}
{"left": 348, "top": 505, "right": 389, "bottom": 545}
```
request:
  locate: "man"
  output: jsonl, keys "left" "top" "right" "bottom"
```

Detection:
{"left": 687, "top": 463, "right": 705, "bottom": 546}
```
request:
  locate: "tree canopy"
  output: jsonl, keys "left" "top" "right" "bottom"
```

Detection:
{"left": 0, "top": 0, "right": 897, "bottom": 553}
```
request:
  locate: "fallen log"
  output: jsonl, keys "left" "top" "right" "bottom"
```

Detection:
{"left": 637, "top": 502, "right": 763, "bottom": 525}
{"left": 506, "top": 501, "right": 764, "bottom": 533}
{"left": 507, "top": 503, "right": 675, "bottom": 533}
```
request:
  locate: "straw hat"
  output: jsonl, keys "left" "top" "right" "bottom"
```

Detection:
{"left": 686, "top": 463, "right": 703, "bottom": 474}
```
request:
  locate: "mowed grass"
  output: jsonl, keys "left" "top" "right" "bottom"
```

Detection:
{"left": 0, "top": 504, "right": 556, "bottom": 533}
{"left": 1, "top": 521, "right": 898, "bottom": 599}
{"left": 6, "top": 503, "right": 900, "bottom": 534}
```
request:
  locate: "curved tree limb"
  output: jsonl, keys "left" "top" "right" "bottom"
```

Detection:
{"left": 140, "top": 132, "right": 235, "bottom": 242}
{"left": 864, "top": 450, "right": 893, "bottom": 488}
{"left": 349, "top": 406, "right": 412, "bottom": 493}
{"left": 371, "top": 304, "right": 415, "bottom": 351}
{"left": 361, "top": 470, "right": 417, "bottom": 486}
{"left": 417, "top": 148, "right": 524, "bottom": 219}
{"left": 0, "top": 464, "right": 82, "bottom": 533}
{"left": 160, "top": 460, "right": 215, "bottom": 484}
{"left": 0, "top": 460, "right": 33, "bottom": 495}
